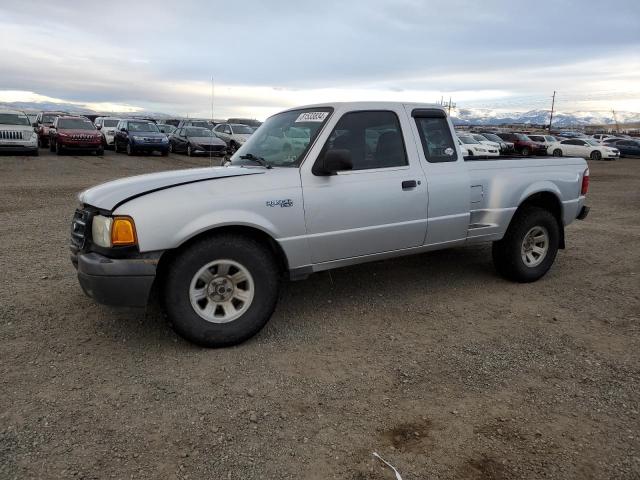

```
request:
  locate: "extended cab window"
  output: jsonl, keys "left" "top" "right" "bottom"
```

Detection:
{"left": 320, "top": 111, "right": 407, "bottom": 170}
{"left": 413, "top": 110, "right": 457, "bottom": 163}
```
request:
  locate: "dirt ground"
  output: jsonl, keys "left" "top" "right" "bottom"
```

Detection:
{"left": 1, "top": 149, "right": 639, "bottom": 480}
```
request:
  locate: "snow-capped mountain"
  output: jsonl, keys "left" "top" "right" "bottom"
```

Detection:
{"left": 451, "top": 108, "right": 640, "bottom": 127}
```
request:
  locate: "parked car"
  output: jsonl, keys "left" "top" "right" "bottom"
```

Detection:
{"left": 35, "top": 111, "right": 67, "bottom": 147}
{"left": 495, "top": 132, "right": 546, "bottom": 156}
{"left": 176, "top": 119, "right": 214, "bottom": 130}
{"left": 555, "top": 131, "right": 585, "bottom": 139}
{"left": 547, "top": 138, "right": 619, "bottom": 160}
{"left": 476, "top": 132, "right": 514, "bottom": 153}
{"left": 470, "top": 133, "right": 502, "bottom": 152}
{"left": 71, "top": 101, "right": 589, "bottom": 347}
{"left": 94, "top": 117, "right": 121, "bottom": 148}
{"left": 592, "top": 133, "right": 618, "bottom": 143}
{"left": 168, "top": 127, "right": 227, "bottom": 156}
{"left": 49, "top": 116, "right": 103, "bottom": 155}
{"left": 527, "top": 134, "right": 558, "bottom": 149}
{"left": 113, "top": 119, "right": 169, "bottom": 156}
{"left": 457, "top": 137, "right": 470, "bottom": 157}
{"left": 157, "top": 124, "right": 176, "bottom": 135}
{"left": 0, "top": 109, "right": 39, "bottom": 155}
{"left": 213, "top": 123, "right": 254, "bottom": 154}
{"left": 457, "top": 133, "right": 499, "bottom": 156}
{"left": 605, "top": 139, "right": 640, "bottom": 157}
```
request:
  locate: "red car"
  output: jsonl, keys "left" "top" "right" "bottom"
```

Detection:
{"left": 49, "top": 116, "right": 104, "bottom": 155}
{"left": 35, "top": 110, "right": 67, "bottom": 147}
{"left": 496, "top": 132, "right": 547, "bottom": 156}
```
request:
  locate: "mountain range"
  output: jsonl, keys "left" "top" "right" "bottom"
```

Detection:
{"left": 2, "top": 100, "right": 639, "bottom": 127}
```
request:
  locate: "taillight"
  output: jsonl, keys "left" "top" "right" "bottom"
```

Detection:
{"left": 581, "top": 168, "right": 589, "bottom": 195}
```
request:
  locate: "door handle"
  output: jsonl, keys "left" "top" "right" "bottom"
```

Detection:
{"left": 402, "top": 180, "right": 418, "bottom": 190}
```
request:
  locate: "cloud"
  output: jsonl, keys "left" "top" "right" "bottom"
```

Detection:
{"left": 1, "top": 0, "right": 639, "bottom": 118}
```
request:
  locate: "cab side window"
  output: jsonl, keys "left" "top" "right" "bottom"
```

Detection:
{"left": 320, "top": 111, "right": 407, "bottom": 170}
{"left": 413, "top": 111, "right": 458, "bottom": 163}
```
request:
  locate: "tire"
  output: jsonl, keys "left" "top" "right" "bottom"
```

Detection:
{"left": 49, "top": 140, "right": 56, "bottom": 153}
{"left": 521, "top": 146, "right": 530, "bottom": 156}
{"left": 590, "top": 150, "right": 602, "bottom": 161}
{"left": 168, "top": 142, "right": 173, "bottom": 153}
{"left": 55, "top": 142, "right": 63, "bottom": 155}
{"left": 161, "top": 149, "right": 169, "bottom": 157}
{"left": 113, "top": 140, "right": 119, "bottom": 153}
{"left": 126, "top": 143, "right": 134, "bottom": 156}
{"left": 187, "top": 144, "right": 193, "bottom": 156}
{"left": 31, "top": 148, "right": 39, "bottom": 156}
{"left": 96, "top": 146, "right": 104, "bottom": 156}
{"left": 229, "top": 141, "right": 238, "bottom": 155}
{"left": 553, "top": 149, "right": 562, "bottom": 157}
{"left": 162, "top": 234, "right": 280, "bottom": 347}
{"left": 492, "top": 206, "right": 559, "bottom": 283}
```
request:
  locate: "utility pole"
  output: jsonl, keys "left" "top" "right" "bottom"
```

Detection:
{"left": 447, "top": 97, "right": 456, "bottom": 117}
{"left": 548, "top": 91, "right": 556, "bottom": 132}
{"left": 612, "top": 109, "right": 620, "bottom": 133}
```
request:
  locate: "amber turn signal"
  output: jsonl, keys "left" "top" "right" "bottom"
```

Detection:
{"left": 111, "top": 216, "right": 137, "bottom": 246}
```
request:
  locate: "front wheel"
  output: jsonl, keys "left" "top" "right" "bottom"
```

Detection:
{"left": 187, "top": 144, "right": 193, "bottom": 156}
{"left": 162, "top": 234, "right": 280, "bottom": 347}
{"left": 96, "top": 146, "right": 104, "bottom": 156}
{"left": 552, "top": 149, "right": 562, "bottom": 157}
{"left": 126, "top": 143, "right": 134, "bottom": 156}
{"left": 492, "top": 207, "right": 559, "bottom": 283}
{"left": 55, "top": 142, "right": 63, "bottom": 155}
{"left": 590, "top": 150, "right": 602, "bottom": 161}
{"left": 521, "top": 146, "right": 530, "bottom": 156}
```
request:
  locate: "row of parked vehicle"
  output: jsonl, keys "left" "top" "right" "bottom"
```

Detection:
{"left": 1, "top": 107, "right": 639, "bottom": 160}
{"left": 456, "top": 129, "right": 640, "bottom": 160}
{"left": 19, "top": 111, "right": 258, "bottom": 157}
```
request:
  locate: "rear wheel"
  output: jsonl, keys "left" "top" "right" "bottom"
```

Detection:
{"left": 126, "top": 143, "right": 134, "bottom": 156}
{"left": 553, "top": 148, "right": 562, "bottom": 157}
{"left": 590, "top": 150, "right": 602, "bottom": 161}
{"left": 521, "top": 146, "right": 530, "bottom": 156}
{"left": 162, "top": 234, "right": 280, "bottom": 347}
{"left": 492, "top": 207, "right": 559, "bottom": 283}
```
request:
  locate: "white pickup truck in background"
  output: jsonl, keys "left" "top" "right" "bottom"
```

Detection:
{"left": 71, "top": 102, "right": 590, "bottom": 347}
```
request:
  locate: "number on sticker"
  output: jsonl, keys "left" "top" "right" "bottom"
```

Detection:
{"left": 295, "top": 112, "right": 328, "bottom": 123}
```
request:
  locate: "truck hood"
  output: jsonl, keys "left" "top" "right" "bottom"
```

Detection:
{"left": 79, "top": 166, "right": 264, "bottom": 211}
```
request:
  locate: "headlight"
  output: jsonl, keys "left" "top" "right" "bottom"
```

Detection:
{"left": 91, "top": 215, "right": 137, "bottom": 248}
{"left": 132, "top": 136, "right": 143, "bottom": 141}
{"left": 106, "top": 131, "right": 115, "bottom": 136}
{"left": 161, "top": 137, "right": 168, "bottom": 142}
{"left": 92, "top": 215, "right": 112, "bottom": 248}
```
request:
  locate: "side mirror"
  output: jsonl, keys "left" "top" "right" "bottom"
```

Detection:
{"left": 120, "top": 128, "right": 127, "bottom": 132}
{"left": 96, "top": 125, "right": 102, "bottom": 130}
{"left": 313, "top": 149, "right": 353, "bottom": 176}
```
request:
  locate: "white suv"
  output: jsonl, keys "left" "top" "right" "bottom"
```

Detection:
{"left": 213, "top": 123, "right": 254, "bottom": 154}
{"left": 94, "top": 117, "right": 121, "bottom": 147}
{"left": 0, "top": 109, "right": 39, "bottom": 156}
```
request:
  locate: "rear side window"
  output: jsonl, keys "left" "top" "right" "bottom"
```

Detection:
{"left": 320, "top": 111, "right": 407, "bottom": 170}
{"left": 413, "top": 110, "right": 458, "bottom": 163}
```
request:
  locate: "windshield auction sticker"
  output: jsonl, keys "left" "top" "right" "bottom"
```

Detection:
{"left": 295, "top": 111, "right": 329, "bottom": 123}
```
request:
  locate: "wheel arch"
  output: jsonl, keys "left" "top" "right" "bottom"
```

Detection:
{"left": 513, "top": 190, "right": 565, "bottom": 249}
{"left": 156, "top": 224, "right": 290, "bottom": 283}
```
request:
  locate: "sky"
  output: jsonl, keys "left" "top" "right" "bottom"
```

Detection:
{"left": 1, "top": 0, "right": 639, "bottom": 119}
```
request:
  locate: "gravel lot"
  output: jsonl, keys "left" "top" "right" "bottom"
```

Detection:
{"left": 1, "top": 149, "right": 639, "bottom": 479}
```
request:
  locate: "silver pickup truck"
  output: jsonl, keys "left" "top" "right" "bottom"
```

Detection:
{"left": 71, "top": 102, "right": 589, "bottom": 347}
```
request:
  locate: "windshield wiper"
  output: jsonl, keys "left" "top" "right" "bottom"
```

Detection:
{"left": 239, "top": 153, "right": 272, "bottom": 169}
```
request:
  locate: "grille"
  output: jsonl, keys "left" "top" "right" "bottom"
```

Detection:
{"left": 0, "top": 130, "right": 23, "bottom": 140}
{"left": 71, "top": 134, "right": 96, "bottom": 140}
{"left": 202, "top": 144, "right": 226, "bottom": 152}
{"left": 70, "top": 208, "right": 92, "bottom": 250}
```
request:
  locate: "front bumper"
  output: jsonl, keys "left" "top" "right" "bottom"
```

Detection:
{"left": 59, "top": 140, "right": 102, "bottom": 150}
{"left": 0, "top": 142, "right": 38, "bottom": 152}
{"left": 131, "top": 142, "right": 169, "bottom": 152}
{"left": 73, "top": 251, "right": 160, "bottom": 307}
{"left": 577, "top": 205, "right": 590, "bottom": 220}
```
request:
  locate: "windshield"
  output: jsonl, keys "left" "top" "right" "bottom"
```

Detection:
{"left": 458, "top": 135, "right": 480, "bottom": 145}
{"left": 472, "top": 134, "right": 488, "bottom": 142}
{"left": 529, "top": 135, "right": 544, "bottom": 142}
{"left": 545, "top": 136, "right": 557, "bottom": 142}
{"left": 230, "top": 107, "right": 333, "bottom": 167}
{"left": 0, "top": 113, "right": 30, "bottom": 126}
{"left": 129, "top": 121, "right": 159, "bottom": 133}
{"left": 482, "top": 133, "right": 501, "bottom": 142}
{"left": 516, "top": 134, "right": 530, "bottom": 141}
{"left": 231, "top": 124, "right": 254, "bottom": 134}
{"left": 585, "top": 139, "right": 600, "bottom": 146}
{"left": 103, "top": 119, "right": 119, "bottom": 127}
{"left": 190, "top": 121, "right": 211, "bottom": 129}
{"left": 42, "top": 114, "right": 60, "bottom": 124}
{"left": 58, "top": 118, "right": 95, "bottom": 130}
{"left": 186, "top": 127, "right": 213, "bottom": 137}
